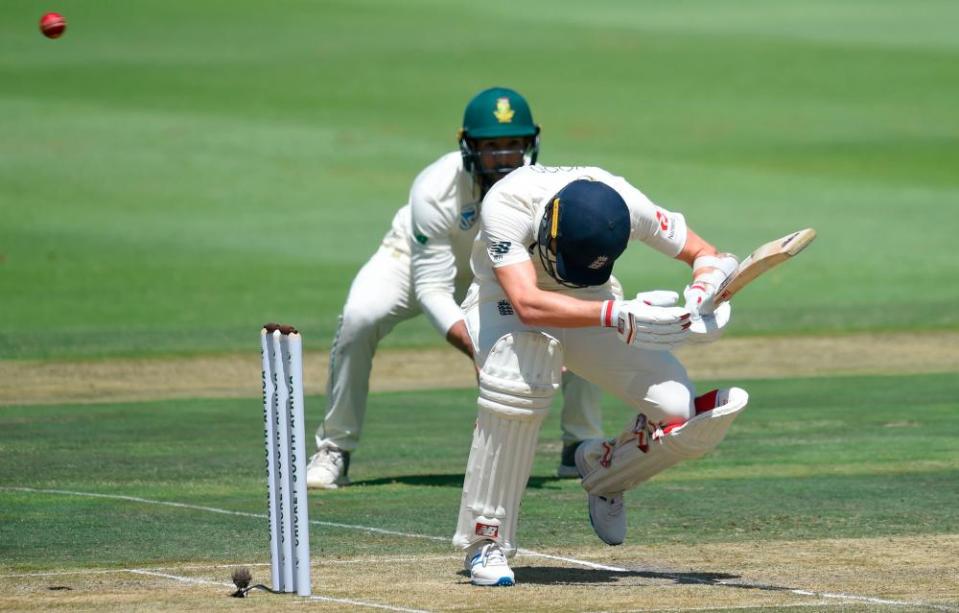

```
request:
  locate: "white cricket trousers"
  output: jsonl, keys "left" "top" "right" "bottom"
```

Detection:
{"left": 464, "top": 283, "right": 697, "bottom": 427}
{"left": 316, "top": 248, "right": 604, "bottom": 452}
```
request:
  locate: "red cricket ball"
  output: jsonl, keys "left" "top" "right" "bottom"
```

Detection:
{"left": 40, "top": 12, "right": 67, "bottom": 39}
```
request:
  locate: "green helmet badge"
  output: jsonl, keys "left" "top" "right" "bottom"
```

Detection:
{"left": 493, "top": 97, "right": 515, "bottom": 124}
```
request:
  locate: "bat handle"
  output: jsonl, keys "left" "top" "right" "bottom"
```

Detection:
{"left": 708, "top": 277, "right": 734, "bottom": 309}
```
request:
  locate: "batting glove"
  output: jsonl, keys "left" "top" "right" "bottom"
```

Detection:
{"left": 684, "top": 253, "right": 739, "bottom": 318}
{"left": 601, "top": 296, "right": 691, "bottom": 351}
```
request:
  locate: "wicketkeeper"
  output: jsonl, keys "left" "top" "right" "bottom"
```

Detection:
{"left": 307, "top": 88, "right": 611, "bottom": 488}
{"left": 456, "top": 165, "right": 748, "bottom": 586}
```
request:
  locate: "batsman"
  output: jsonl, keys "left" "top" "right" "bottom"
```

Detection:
{"left": 455, "top": 165, "right": 749, "bottom": 586}
{"left": 307, "top": 88, "right": 611, "bottom": 488}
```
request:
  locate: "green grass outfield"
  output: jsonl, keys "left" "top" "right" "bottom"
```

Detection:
{"left": 2, "top": 2, "right": 958, "bottom": 609}
{"left": 2, "top": 372, "right": 957, "bottom": 569}
{"left": 2, "top": 1, "right": 958, "bottom": 359}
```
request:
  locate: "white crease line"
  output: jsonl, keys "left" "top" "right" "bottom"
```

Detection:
{"left": 1, "top": 486, "right": 446, "bottom": 542}
{"left": 589, "top": 602, "right": 851, "bottom": 612}
{"left": 128, "top": 569, "right": 431, "bottom": 613}
{"left": 0, "top": 563, "right": 271, "bottom": 579}
{"left": 517, "top": 549, "right": 627, "bottom": 572}
{"left": 0, "top": 557, "right": 460, "bottom": 580}
{"left": 318, "top": 555, "right": 460, "bottom": 565}
{"left": 787, "top": 588, "right": 958, "bottom": 612}
{"left": 4, "top": 486, "right": 955, "bottom": 612}
{"left": 0, "top": 568, "right": 132, "bottom": 579}
{"left": 143, "top": 555, "right": 459, "bottom": 571}
{"left": 128, "top": 569, "right": 228, "bottom": 587}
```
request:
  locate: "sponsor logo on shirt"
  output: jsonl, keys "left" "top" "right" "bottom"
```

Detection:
{"left": 655, "top": 209, "right": 677, "bottom": 241}
{"left": 488, "top": 241, "right": 511, "bottom": 262}
{"left": 655, "top": 210, "right": 669, "bottom": 232}
{"left": 459, "top": 204, "right": 478, "bottom": 231}
{"left": 414, "top": 232, "right": 429, "bottom": 245}
{"left": 497, "top": 300, "right": 514, "bottom": 316}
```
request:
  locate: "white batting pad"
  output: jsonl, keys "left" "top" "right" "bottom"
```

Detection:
{"left": 580, "top": 387, "right": 748, "bottom": 496}
{"left": 453, "top": 332, "right": 562, "bottom": 555}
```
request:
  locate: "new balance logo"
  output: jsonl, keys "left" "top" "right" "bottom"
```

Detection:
{"left": 587, "top": 256, "right": 609, "bottom": 270}
{"left": 488, "top": 241, "right": 511, "bottom": 262}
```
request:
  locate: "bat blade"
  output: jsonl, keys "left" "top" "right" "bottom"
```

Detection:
{"left": 713, "top": 228, "right": 816, "bottom": 305}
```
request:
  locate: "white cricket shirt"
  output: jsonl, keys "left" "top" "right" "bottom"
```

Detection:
{"left": 471, "top": 165, "right": 688, "bottom": 293}
{"left": 396, "top": 152, "right": 482, "bottom": 334}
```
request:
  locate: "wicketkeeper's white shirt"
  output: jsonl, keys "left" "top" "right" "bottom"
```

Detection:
{"left": 378, "top": 152, "right": 481, "bottom": 334}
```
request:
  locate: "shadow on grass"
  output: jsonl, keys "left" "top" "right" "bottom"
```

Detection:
{"left": 458, "top": 566, "right": 740, "bottom": 586}
{"left": 350, "top": 474, "right": 567, "bottom": 488}
{"left": 469, "top": 564, "right": 844, "bottom": 600}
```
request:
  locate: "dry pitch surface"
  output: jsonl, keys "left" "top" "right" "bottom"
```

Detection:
{"left": 2, "top": 536, "right": 957, "bottom": 612}
{"left": 2, "top": 332, "right": 958, "bottom": 612}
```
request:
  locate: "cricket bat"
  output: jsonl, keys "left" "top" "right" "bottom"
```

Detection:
{"left": 711, "top": 228, "right": 817, "bottom": 306}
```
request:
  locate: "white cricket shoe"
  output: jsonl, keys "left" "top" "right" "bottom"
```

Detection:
{"left": 465, "top": 540, "right": 514, "bottom": 587}
{"left": 575, "top": 442, "right": 626, "bottom": 545}
{"left": 306, "top": 445, "right": 350, "bottom": 490}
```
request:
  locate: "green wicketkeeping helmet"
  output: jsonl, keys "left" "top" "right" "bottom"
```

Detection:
{"left": 460, "top": 87, "right": 539, "bottom": 139}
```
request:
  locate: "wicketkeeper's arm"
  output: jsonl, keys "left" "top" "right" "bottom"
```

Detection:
{"left": 411, "top": 239, "right": 465, "bottom": 336}
{"left": 445, "top": 320, "right": 474, "bottom": 360}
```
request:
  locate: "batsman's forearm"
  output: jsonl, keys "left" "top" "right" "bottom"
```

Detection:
{"left": 676, "top": 228, "right": 719, "bottom": 269}
{"left": 494, "top": 259, "right": 603, "bottom": 328}
{"left": 509, "top": 288, "right": 603, "bottom": 328}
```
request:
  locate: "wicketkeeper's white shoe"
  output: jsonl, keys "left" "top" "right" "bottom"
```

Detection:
{"left": 306, "top": 445, "right": 350, "bottom": 490}
{"left": 465, "top": 540, "right": 514, "bottom": 587}
{"left": 575, "top": 441, "right": 626, "bottom": 545}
